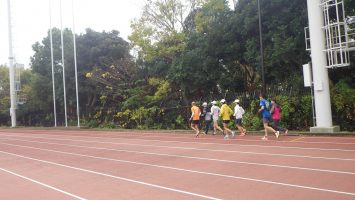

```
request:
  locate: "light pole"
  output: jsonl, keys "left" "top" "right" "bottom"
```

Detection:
{"left": 7, "top": 0, "right": 16, "bottom": 127}
{"left": 257, "top": 0, "right": 266, "bottom": 95}
{"left": 49, "top": 0, "right": 57, "bottom": 127}
{"left": 72, "top": 0, "right": 80, "bottom": 127}
{"left": 60, "top": 0, "right": 68, "bottom": 127}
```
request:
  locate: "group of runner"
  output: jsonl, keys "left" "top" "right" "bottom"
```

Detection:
{"left": 189, "top": 93, "right": 288, "bottom": 140}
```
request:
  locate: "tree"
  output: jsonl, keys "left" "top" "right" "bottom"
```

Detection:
{"left": 29, "top": 28, "right": 133, "bottom": 126}
{"left": 0, "top": 65, "right": 10, "bottom": 125}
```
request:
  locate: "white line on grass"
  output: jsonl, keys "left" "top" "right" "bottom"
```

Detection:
{"left": 0, "top": 146, "right": 354, "bottom": 197}
{"left": 0, "top": 167, "right": 87, "bottom": 200}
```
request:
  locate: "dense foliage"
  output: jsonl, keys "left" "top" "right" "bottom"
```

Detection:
{"left": 0, "top": 0, "right": 354, "bottom": 131}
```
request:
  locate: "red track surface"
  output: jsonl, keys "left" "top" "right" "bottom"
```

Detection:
{"left": 0, "top": 129, "right": 354, "bottom": 200}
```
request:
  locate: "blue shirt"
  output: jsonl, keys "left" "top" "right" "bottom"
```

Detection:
{"left": 260, "top": 99, "right": 271, "bottom": 118}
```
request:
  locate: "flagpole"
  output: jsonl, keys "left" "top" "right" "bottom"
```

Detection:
{"left": 7, "top": 0, "right": 16, "bottom": 127}
{"left": 49, "top": 0, "right": 57, "bottom": 127}
{"left": 60, "top": 0, "right": 68, "bottom": 127}
{"left": 72, "top": 0, "right": 80, "bottom": 127}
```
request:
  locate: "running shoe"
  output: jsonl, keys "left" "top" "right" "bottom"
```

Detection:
{"left": 261, "top": 136, "right": 268, "bottom": 141}
{"left": 224, "top": 135, "right": 229, "bottom": 140}
{"left": 231, "top": 131, "right": 235, "bottom": 138}
{"left": 285, "top": 130, "right": 288, "bottom": 135}
{"left": 275, "top": 131, "right": 280, "bottom": 139}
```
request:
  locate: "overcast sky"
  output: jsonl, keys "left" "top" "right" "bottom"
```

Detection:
{"left": 0, "top": 0, "right": 234, "bottom": 67}
{"left": 0, "top": 0, "right": 147, "bottom": 66}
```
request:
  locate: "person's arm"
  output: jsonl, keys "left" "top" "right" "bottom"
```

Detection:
{"left": 229, "top": 106, "right": 233, "bottom": 116}
{"left": 219, "top": 106, "right": 224, "bottom": 117}
{"left": 270, "top": 104, "right": 275, "bottom": 114}
{"left": 190, "top": 108, "right": 194, "bottom": 120}
{"left": 233, "top": 106, "right": 237, "bottom": 116}
{"left": 258, "top": 102, "right": 264, "bottom": 113}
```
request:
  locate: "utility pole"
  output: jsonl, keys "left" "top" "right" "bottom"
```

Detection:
{"left": 49, "top": 0, "right": 57, "bottom": 127}
{"left": 72, "top": 0, "right": 80, "bottom": 127}
{"left": 7, "top": 0, "right": 16, "bottom": 127}
{"left": 60, "top": 0, "right": 68, "bottom": 127}
{"left": 257, "top": 0, "right": 266, "bottom": 95}
{"left": 306, "top": 0, "right": 339, "bottom": 133}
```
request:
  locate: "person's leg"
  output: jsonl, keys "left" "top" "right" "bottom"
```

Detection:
{"left": 195, "top": 124, "right": 200, "bottom": 137}
{"left": 205, "top": 121, "right": 210, "bottom": 134}
{"left": 191, "top": 122, "right": 197, "bottom": 132}
{"left": 272, "top": 120, "right": 280, "bottom": 131}
{"left": 262, "top": 122, "right": 269, "bottom": 140}
{"left": 223, "top": 123, "right": 230, "bottom": 139}
{"left": 223, "top": 122, "right": 233, "bottom": 134}
{"left": 262, "top": 118, "right": 279, "bottom": 140}
{"left": 237, "top": 124, "right": 246, "bottom": 136}
{"left": 214, "top": 120, "right": 223, "bottom": 134}
{"left": 213, "top": 121, "right": 217, "bottom": 135}
{"left": 265, "top": 124, "right": 279, "bottom": 139}
{"left": 273, "top": 119, "right": 287, "bottom": 134}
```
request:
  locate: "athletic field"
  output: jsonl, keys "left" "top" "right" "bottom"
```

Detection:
{"left": 0, "top": 129, "right": 354, "bottom": 200}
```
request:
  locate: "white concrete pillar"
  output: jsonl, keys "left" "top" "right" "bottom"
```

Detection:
{"left": 307, "top": 0, "right": 339, "bottom": 132}
{"left": 7, "top": 0, "right": 16, "bottom": 127}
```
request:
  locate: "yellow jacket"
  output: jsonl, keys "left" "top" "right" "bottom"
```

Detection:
{"left": 220, "top": 104, "right": 233, "bottom": 120}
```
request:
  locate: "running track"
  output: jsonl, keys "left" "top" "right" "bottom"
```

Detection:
{"left": 0, "top": 129, "right": 354, "bottom": 200}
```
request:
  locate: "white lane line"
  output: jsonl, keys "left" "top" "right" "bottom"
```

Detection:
{"left": 2, "top": 132, "right": 355, "bottom": 153}
{"left": 2, "top": 129, "right": 355, "bottom": 145}
{"left": 34, "top": 131, "right": 355, "bottom": 145}
{"left": 0, "top": 167, "right": 87, "bottom": 200}
{"left": 1, "top": 140, "right": 355, "bottom": 175}
{"left": 0, "top": 135, "right": 354, "bottom": 162}
{"left": 1, "top": 146, "right": 355, "bottom": 197}
{"left": 0, "top": 150, "right": 221, "bottom": 200}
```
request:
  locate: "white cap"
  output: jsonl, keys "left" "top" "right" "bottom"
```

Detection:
{"left": 220, "top": 99, "right": 226, "bottom": 103}
{"left": 234, "top": 99, "right": 240, "bottom": 103}
{"left": 211, "top": 101, "right": 217, "bottom": 105}
{"left": 202, "top": 102, "right": 207, "bottom": 107}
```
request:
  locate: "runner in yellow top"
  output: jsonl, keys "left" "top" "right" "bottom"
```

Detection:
{"left": 190, "top": 101, "right": 201, "bottom": 137}
{"left": 219, "top": 99, "right": 235, "bottom": 139}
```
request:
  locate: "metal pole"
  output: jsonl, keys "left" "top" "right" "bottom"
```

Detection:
{"left": 49, "top": 0, "right": 57, "bottom": 127}
{"left": 310, "top": 84, "right": 316, "bottom": 127}
{"left": 72, "top": 0, "right": 80, "bottom": 127}
{"left": 60, "top": 0, "right": 68, "bottom": 127}
{"left": 307, "top": 0, "right": 333, "bottom": 128}
{"left": 7, "top": 0, "right": 16, "bottom": 127}
{"left": 257, "top": 0, "right": 266, "bottom": 95}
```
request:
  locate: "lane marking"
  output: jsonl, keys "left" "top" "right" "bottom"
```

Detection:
{"left": 2, "top": 133, "right": 355, "bottom": 153}
{"left": 0, "top": 151, "right": 220, "bottom": 200}
{"left": 289, "top": 137, "right": 305, "bottom": 142}
{"left": 1, "top": 140, "right": 355, "bottom": 175}
{"left": 1, "top": 149, "right": 354, "bottom": 197}
{"left": 2, "top": 129, "right": 355, "bottom": 145}
{"left": 1, "top": 135, "right": 354, "bottom": 162}
{"left": 0, "top": 167, "right": 87, "bottom": 200}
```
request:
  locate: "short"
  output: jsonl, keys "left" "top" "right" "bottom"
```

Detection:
{"left": 262, "top": 117, "right": 271, "bottom": 124}
{"left": 192, "top": 120, "right": 200, "bottom": 125}
{"left": 235, "top": 118, "right": 242, "bottom": 125}
{"left": 223, "top": 120, "right": 230, "bottom": 124}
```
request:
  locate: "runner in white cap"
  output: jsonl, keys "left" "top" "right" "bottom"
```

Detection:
{"left": 234, "top": 99, "right": 247, "bottom": 136}
{"left": 210, "top": 100, "right": 223, "bottom": 135}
